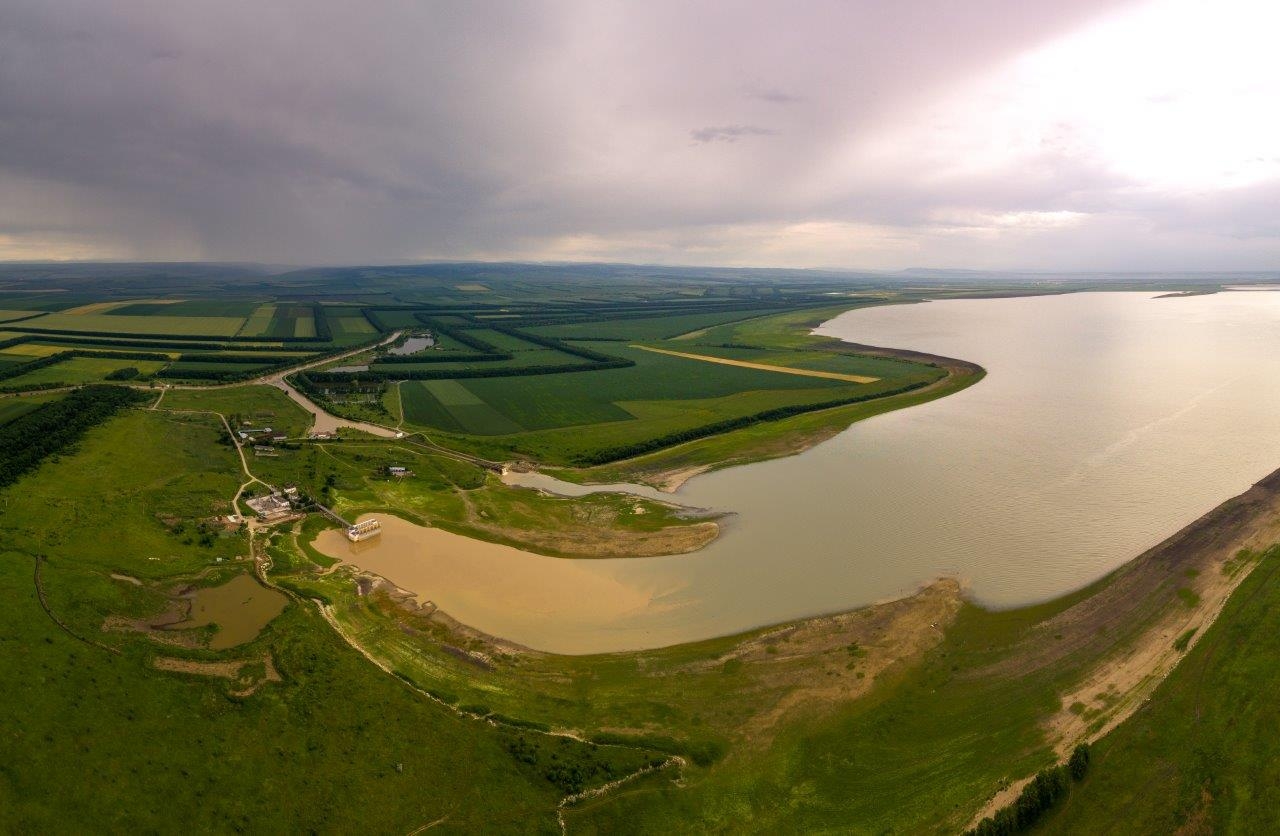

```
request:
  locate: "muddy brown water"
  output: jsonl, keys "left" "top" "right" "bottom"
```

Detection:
{"left": 313, "top": 292, "right": 1280, "bottom": 654}
{"left": 175, "top": 573, "right": 288, "bottom": 650}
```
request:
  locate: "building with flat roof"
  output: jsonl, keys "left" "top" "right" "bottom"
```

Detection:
{"left": 347, "top": 518, "right": 382, "bottom": 542}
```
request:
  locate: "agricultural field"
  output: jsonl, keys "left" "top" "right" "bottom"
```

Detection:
{"left": 160, "top": 385, "right": 313, "bottom": 438}
{"left": 0, "top": 393, "right": 60, "bottom": 425}
{"left": 21, "top": 312, "right": 249, "bottom": 336}
{"left": 0, "top": 309, "right": 44, "bottom": 323}
{"left": 386, "top": 312, "right": 946, "bottom": 466}
{"left": 0, "top": 356, "right": 168, "bottom": 388}
{"left": 105, "top": 300, "right": 261, "bottom": 317}
{"left": 244, "top": 303, "right": 316, "bottom": 339}
{"left": 526, "top": 307, "right": 791, "bottom": 341}
{"left": 328, "top": 312, "right": 377, "bottom": 339}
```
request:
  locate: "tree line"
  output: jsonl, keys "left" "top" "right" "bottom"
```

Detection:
{"left": 6, "top": 325, "right": 330, "bottom": 343}
{"left": 573, "top": 379, "right": 934, "bottom": 465}
{"left": 967, "top": 744, "right": 1091, "bottom": 836}
{"left": 0, "top": 385, "right": 148, "bottom": 489}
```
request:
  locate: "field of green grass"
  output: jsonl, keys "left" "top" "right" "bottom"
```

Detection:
{"left": 527, "top": 308, "right": 790, "bottom": 341}
{"left": 1042, "top": 546, "right": 1280, "bottom": 833}
{"left": 107, "top": 300, "right": 262, "bottom": 317}
{"left": 0, "top": 409, "right": 653, "bottom": 831}
{"left": 25, "top": 312, "right": 249, "bottom": 336}
{"left": 391, "top": 317, "right": 946, "bottom": 464}
{"left": 1, "top": 356, "right": 168, "bottom": 387}
{"left": 0, "top": 393, "right": 60, "bottom": 425}
{"left": 236, "top": 302, "right": 276, "bottom": 336}
{"left": 160, "top": 385, "right": 312, "bottom": 438}
{"left": 329, "top": 313, "right": 376, "bottom": 338}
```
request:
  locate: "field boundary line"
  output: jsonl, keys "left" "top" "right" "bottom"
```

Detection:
{"left": 629, "top": 344, "right": 879, "bottom": 383}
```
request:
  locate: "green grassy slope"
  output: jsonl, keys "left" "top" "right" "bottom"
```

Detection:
{"left": 0, "top": 408, "right": 656, "bottom": 832}
{"left": 1042, "top": 546, "right": 1280, "bottom": 834}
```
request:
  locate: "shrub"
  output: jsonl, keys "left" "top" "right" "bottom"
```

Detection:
{"left": 1068, "top": 743, "right": 1090, "bottom": 781}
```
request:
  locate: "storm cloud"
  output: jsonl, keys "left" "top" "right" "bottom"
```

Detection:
{"left": 0, "top": 0, "right": 1276, "bottom": 270}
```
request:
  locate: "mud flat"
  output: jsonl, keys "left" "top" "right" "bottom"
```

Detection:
{"left": 312, "top": 515, "right": 692, "bottom": 653}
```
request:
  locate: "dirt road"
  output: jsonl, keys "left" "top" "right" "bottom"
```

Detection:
{"left": 630, "top": 344, "right": 879, "bottom": 383}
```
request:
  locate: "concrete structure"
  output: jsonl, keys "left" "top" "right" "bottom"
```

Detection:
{"left": 245, "top": 492, "right": 292, "bottom": 521}
{"left": 346, "top": 518, "right": 382, "bottom": 542}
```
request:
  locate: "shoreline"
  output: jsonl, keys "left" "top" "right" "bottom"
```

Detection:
{"left": 555, "top": 339, "right": 986, "bottom": 493}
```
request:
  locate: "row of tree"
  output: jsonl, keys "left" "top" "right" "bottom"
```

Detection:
{"left": 6, "top": 325, "right": 327, "bottom": 343}
{"left": 487, "top": 324, "right": 626, "bottom": 363}
{"left": 574, "top": 379, "right": 931, "bottom": 465}
{"left": 0, "top": 385, "right": 148, "bottom": 488}
{"left": 2, "top": 333, "right": 306, "bottom": 352}
{"left": 0, "top": 348, "right": 170, "bottom": 385}
{"left": 967, "top": 744, "right": 1091, "bottom": 836}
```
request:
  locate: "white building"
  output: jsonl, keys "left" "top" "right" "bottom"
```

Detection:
{"left": 347, "top": 518, "right": 382, "bottom": 542}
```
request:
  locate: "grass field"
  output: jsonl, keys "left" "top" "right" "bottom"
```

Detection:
{"left": 25, "top": 313, "right": 249, "bottom": 336}
{"left": 630, "top": 344, "right": 880, "bottom": 383}
{"left": 160, "top": 385, "right": 312, "bottom": 438}
{"left": 237, "top": 303, "right": 276, "bottom": 336}
{"left": 526, "top": 308, "right": 790, "bottom": 341}
{"left": 108, "top": 300, "right": 261, "bottom": 317}
{"left": 0, "top": 394, "right": 60, "bottom": 425}
{"left": 393, "top": 328, "right": 943, "bottom": 463}
{"left": 329, "top": 314, "right": 376, "bottom": 338}
{"left": 1, "top": 356, "right": 168, "bottom": 387}
{"left": 1042, "top": 546, "right": 1280, "bottom": 833}
{"left": 0, "top": 409, "right": 648, "bottom": 831}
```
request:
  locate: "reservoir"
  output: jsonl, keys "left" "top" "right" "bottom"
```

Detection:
{"left": 314, "top": 291, "right": 1280, "bottom": 654}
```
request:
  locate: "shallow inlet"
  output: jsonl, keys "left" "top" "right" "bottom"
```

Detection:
{"left": 174, "top": 573, "right": 288, "bottom": 650}
{"left": 312, "top": 292, "right": 1280, "bottom": 654}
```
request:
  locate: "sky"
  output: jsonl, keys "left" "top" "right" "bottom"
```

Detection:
{"left": 1, "top": 0, "right": 1277, "bottom": 271}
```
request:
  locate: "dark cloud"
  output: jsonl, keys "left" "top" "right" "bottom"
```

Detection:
{"left": 690, "top": 125, "right": 777, "bottom": 143}
{"left": 5, "top": 0, "right": 1259, "bottom": 269}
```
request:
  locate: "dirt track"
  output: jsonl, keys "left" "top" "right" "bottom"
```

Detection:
{"left": 629, "top": 344, "right": 880, "bottom": 383}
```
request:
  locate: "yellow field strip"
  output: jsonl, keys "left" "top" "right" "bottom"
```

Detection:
{"left": 630, "top": 344, "right": 879, "bottom": 383}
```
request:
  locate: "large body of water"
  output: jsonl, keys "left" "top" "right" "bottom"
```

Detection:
{"left": 315, "top": 292, "right": 1280, "bottom": 654}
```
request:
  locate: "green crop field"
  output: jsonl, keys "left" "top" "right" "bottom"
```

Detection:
{"left": 162, "top": 361, "right": 275, "bottom": 375}
{"left": 25, "top": 313, "right": 249, "bottom": 336}
{"left": 160, "top": 385, "right": 312, "bottom": 437}
{"left": 236, "top": 303, "right": 277, "bottom": 336}
{"left": 0, "top": 394, "right": 60, "bottom": 425}
{"left": 527, "top": 307, "right": 790, "bottom": 341}
{"left": 364, "top": 309, "right": 422, "bottom": 328}
{"left": 1, "top": 356, "right": 168, "bottom": 387}
{"left": 263, "top": 304, "right": 316, "bottom": 338}
{"left": 329, "top": 314, "right": 376, "bottom": 338}
{"left": 107, "top": 300, "right": 262, "bottom": 317}
{"left": 399, "top": 379, "right": 523, "bottom": 434}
